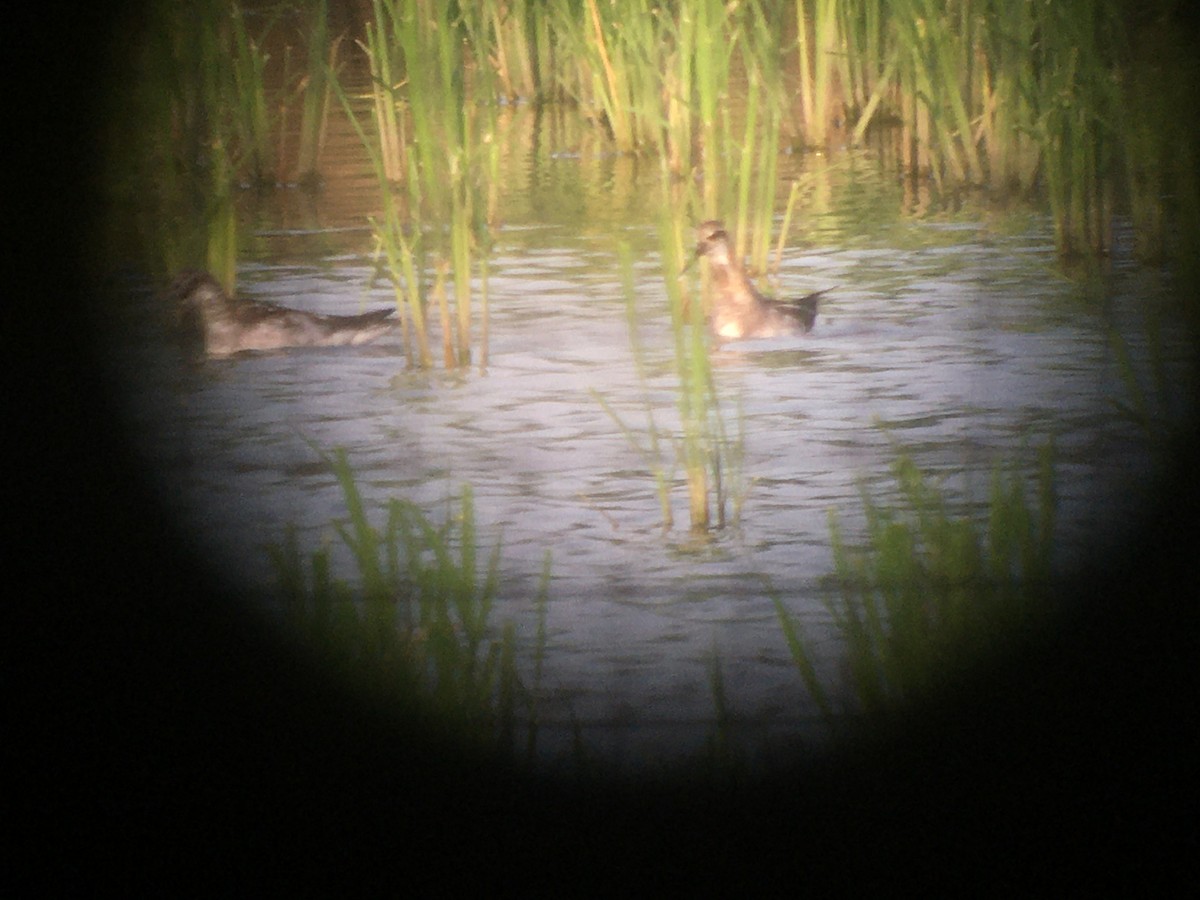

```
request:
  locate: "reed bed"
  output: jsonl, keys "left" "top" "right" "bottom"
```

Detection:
{"left": 129, "top": 1, "right": 1195, "bottom": 296}
{"left": 227, "top": 4, "right": 276, "bottom": 184}
{"left": 109, "top": 0, "right": 346, "bottom": 287}
{"left": 792, "top": 0, "right": 1135, "bottom": 257}
{"left": 289, "top": 0, "right": 339, "bottom": 185}
{"left": 124, "top": 0, "right": 1200, "bottom": 303}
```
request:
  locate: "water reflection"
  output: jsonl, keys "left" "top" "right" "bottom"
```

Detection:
{"left": 108, "top": 102, "right": 1193, "bottom": 771}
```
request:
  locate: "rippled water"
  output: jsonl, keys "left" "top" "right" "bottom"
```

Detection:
{"left": 105, "top": 104, "right": 1193, "bottom": 770}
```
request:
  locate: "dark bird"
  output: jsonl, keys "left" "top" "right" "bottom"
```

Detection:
{"left": 167, "top": 270, "right": 396, "bottom": 357}
{"left": 694, "top": 220, "right": 826, "bottom": 341}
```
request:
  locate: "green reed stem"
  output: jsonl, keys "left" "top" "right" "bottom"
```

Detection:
{"left": 796, "top": 0, "right": 840, "bottom": 149}
{"left": 360, "top": 0, "right": 406, "bottom": 182}
{"left": 295, "top": 0, "right": 336, "bottom": 183}
{"left": 228, "top": 2, "right": 275, "bottom": 183}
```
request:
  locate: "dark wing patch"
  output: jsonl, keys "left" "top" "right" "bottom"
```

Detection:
{"left": 783, "top": 289, "right": 827, "bottom": 333}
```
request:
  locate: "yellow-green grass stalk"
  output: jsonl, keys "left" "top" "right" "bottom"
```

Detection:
{"left": 1105, "top": 318, "right": 1181, "bottom": 448}
{"left": 484, "top": 0, "right": 522, "bottom": 100}
{"left": 731, "top": 67, "right": 761, "bottom": 264}
{"left": 484, "top": 0, "right": 549, "bottom": 101}
{"left": 359, "top": 0, "right": 407, "bottom": 183}
{"left": 293, "top": 0, "right": 338, "bottom": 184}
{"left": 433, "top": 261, "right": 455, "bottom": 369}
{"left": 693, "top": 0, "right": 738, "bottom": 217}
{"left": 748, "top": 105, "right": 785, "bottom": 276}
{"left": 720, "top": 3, "right": 779, "bottom": 261}
{"left": 204, "top": 100, "right": 238, "bottom": 294}
{"left": 552, "top": 0, "right": 665, "bottom": 153}
{"left": 658, "top": 1, "right": 695, "bottom": 178}
{"left": 1119, "top": 16, "right": 1200, "bottom": 270}
{"left": 745, "top": 0, "right": 785, "bottom": 219}
{"left": 532, "top": 3, "right": 558, "bottom": 101}
{"left": 372, "top": 204, "right": 432, "bottom": 368}
{"left": 400, "top": 1, "right": 485, "bottom": 367}
{"left": 662, "top": 219, "right": 706, "bottom": 531}
{"left": 1033, "top": 59, "right": 1115, "bottom": 258}
{"left": 582, "top": 0, "right": 634, "bottom": 149}
{"left": 365, "top": 1, "right": 497, "bottom": 369}
{"left": 172, "top": 3, "right": 250, "bottom": 282}
{"left": 228, "top": 2, "right": 277, "bottom": 184}
{"left": 840, "top": 0, "right": 888, "bottom": 119}
{"left": 847, "top": 44, "right": 901, "bottom": 147}
{"left": 772, "top": 180, "right": 804, "bottom": 274}
{"left": 111, "top": 3, "right": 235, "bottom": 281}
{"left": 206, "top": 175, "right": 238, "bottom": 297}
{"left": 329, "top": 62, "right": 433, "bottom": 367}
{"left": 889, "top": 0, "right": 982, "bottom": 186}
{"left": 450, "top": 178, "right": 475, "bottom": 368}
{"left": 276, "top": 43, "right": 294, "bottom": 180}
{"left": 1047, "top": 0, "right": 1122, "bottom": 258}
{"left": 590, "top": 390, "right": 676, "bottom": 532}
{"left": 975, "top": 0, "right": 1040, "bottom": 194}
{"left": 795, "top": 0, "right": 841, "bottom": 149}
{"left": 478, "top": 253, "right": 490, "bottom": 374}
{"left": 723, "top": 7, "right": 787, "bottom": 287}
{"left": 662, "top": 208, "right": 730, "bottom": 533}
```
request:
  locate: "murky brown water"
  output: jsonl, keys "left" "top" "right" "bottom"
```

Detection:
{"left": 104, "top": 96, "right": 1194, "bottom": 770}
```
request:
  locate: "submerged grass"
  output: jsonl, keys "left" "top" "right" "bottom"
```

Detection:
{"left": 777, "top": 442, "right": 1057, "bottom": 721}
{"left": 269, "top": 445, "right": 550, "bottom": 758}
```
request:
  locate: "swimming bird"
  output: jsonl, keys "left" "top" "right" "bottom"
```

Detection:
{"left": 694, "top": 220, "right": 826, "bottom": 341}
{"left": 167, "top": 270, "right": 396, "bottom": 357}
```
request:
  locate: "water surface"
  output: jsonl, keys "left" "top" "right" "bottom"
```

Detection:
{"left": 107, "top": 103, "right": 1193, "bottom": 770}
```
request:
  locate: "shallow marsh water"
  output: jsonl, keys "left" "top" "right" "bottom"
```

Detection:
{"left": 108, "top": 102, "right": 1193, "bottom": 771}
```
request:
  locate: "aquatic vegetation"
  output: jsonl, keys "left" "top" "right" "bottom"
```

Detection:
{"left": 776, "top": 443, "right": 1057, "bottom": 720}
{"left": 794, "top": 0, "right": 1134, "bottom": 257}
{"left": 662, "top": 223, "right": 742, "bottom": 534}
{"left": 333, "top": 0, "right": 498, "bottom": 370}
{"left": 114, "top": 0, "right": 1200, "bottom": 303}
{"left": 112, "top": 0, "right": 1200, "bottom": 303}
{"left": 105, "top": 1, "right": 347, "bottom": 287}
{"left": 269, "top": 446, "right": 551, "bottom": 756}
{"left": 794, "top": 0, "right": 841, "bottom": 151}
{"left": 227, "top": 4, "right": 276, "bottom": 184}
{"left": 596, "top": 239, "right": 746, "bottom": 534}
{"left": 289, "top": 0, "right": 339, "bottom": 185}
